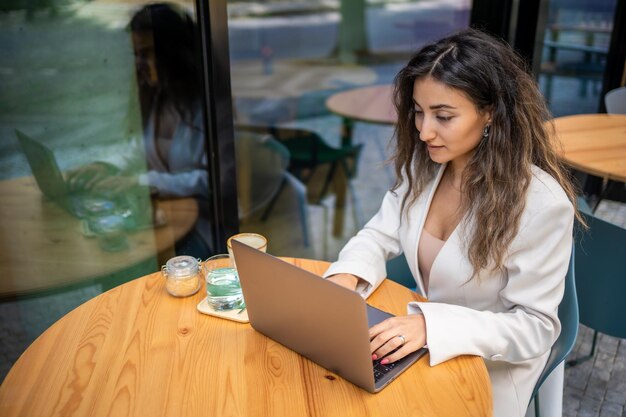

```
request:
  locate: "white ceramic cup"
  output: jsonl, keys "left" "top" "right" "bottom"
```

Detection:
{"left": 226, "top": 233, "right": 268, "bottom": 268}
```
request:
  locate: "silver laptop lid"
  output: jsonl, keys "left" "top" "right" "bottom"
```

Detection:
{"left": 231, "top": 240, "right": 377, "bottom": 392}
{"left": 15, "top": 129, "right": 69, "bottom": 200}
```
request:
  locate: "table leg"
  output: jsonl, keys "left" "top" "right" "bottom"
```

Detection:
{"left": 592, "top": 178, "right": 617, "bottom": 213}
{"left": 340, "top": 117, "right": 354, "bottom": 148}
{"left": 332, "top": 164, "right": 348, "bottom": 237}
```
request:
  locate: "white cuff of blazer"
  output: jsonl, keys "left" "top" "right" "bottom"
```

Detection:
{"left": 407, "top": 302, "right": 428, "bottom": 349}
{"left": 137, "top": 173, "right": 150, "bottom": 187}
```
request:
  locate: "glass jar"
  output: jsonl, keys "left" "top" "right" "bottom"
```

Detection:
{"left": 162, "top": 255, "right": 201, "bottom": 297}
{"left": 88, "top": 213, "right": 128, "bottom": 252}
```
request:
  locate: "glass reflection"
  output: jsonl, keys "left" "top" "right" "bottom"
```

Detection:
{"left": 539, "top": 0, "right": 617, "bottom": 116}
{"left": 228, "top": 0, "right": 471, "bottom": 260}
{"left": 0, "top": 0, "right": 210, "bottom": 381}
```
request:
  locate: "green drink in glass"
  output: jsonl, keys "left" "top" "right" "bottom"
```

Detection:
{"left": 204, "top": 254, "right": 244, "bottom": 311}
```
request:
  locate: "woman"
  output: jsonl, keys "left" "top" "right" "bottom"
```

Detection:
{"left": 324, "top": 28, "right": 581, "bottom": 417}
{"left": 129, "top": 3, "right": 213, "bottom": 257}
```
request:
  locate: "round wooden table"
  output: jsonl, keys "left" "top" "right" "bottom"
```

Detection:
{"left": 326, "top": 84, "right": 396, "bottom": 147}
{"left": 324, "top": 84, "right": 396, "bottom": 236}
{"left": 553, "top": 113, "right": 626, "bottom": 182}
{"left": 326, "top": 84, "right": 397, "bottom": 125}
{"left": 0, "top": 258, "right": 492, "bottom": 417}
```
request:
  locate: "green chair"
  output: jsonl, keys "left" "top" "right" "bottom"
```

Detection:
{"left": 385, "top": 255, "right": 417, "bottom": 291}
{"left": 528, "top": 245, "right": 578, "bottom": 417}
{"left": 567, "top": 206, "right": 626, "bottom": 366}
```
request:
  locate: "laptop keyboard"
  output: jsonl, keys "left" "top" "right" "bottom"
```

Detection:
{"left": 372, "top": 344, "right": 403, "bottom": 383}
{"left": 373, "top": 359, "right": 399, "bottom": 382}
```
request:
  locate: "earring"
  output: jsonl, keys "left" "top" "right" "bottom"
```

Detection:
{"left": 482, "top": 125, "right": 490, "bottom": 139}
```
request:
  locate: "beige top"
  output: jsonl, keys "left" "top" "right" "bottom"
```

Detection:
{"left": 418, "top": 228, "right": 446, "bottom": 293}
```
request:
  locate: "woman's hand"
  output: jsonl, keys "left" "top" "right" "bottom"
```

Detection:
{"left": 369, "top": 314, "right": 426, "bottom": 364}
{"left": 325, "top": 273, "right": 360, "bottom": 291}
{"left": 88, "top": 175, "right": 140, "bottom": 195}
{"left": 66, "top": 162, "right": 118, "bottom": 192}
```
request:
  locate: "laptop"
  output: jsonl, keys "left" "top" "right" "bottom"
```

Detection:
{"left": 15, "top": 129, "right": 126, "bottom": 219}
{"left": 231, "top": 240, "right": 427, "bottom": 393}
{"left": 15, "top": 129, "right": 147, "bottom": 229}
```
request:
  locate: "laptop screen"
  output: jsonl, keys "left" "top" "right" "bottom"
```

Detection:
{"left": 15, "top": 129, "right": 70, "bottom": 200}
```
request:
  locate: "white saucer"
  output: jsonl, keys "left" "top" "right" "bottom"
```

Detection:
{"left": 196, "top": 297, "right": 249, "bottom": 323}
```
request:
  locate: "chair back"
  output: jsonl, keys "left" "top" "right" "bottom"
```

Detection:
{"left": 236, "top": 124, "right": 361, "bottom": 172}
{"left": 605, "top": 86, "right": 626, "bottom": 114}
{"left": 386, "top": 255, "right": 417, "bottom": 291}
{"left": 531, "top": 245, "right": 578, "bottom": 398}
{"left": 575, "top": 210, "right": 626, "bottom": 338}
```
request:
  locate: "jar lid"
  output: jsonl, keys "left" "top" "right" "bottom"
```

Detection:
{"left": 164, "top": 256, "right": 199, "bottom": 278}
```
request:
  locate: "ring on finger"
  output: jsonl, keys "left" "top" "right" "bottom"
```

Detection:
{"left": 396, "top": 334, "right": 406, "bottom": 345}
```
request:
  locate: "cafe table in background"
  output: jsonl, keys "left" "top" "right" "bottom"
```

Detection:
{"left": 553, "top": 113, "right": 626, "bottom": 183}
{"left": 552, "top": 113, "right": 626, "bottom": 208}
{"left": 325, "top": 84, "right": 396, "bottom": 147}
{"left": 0, "top": 258, "right": 492, "bottom": 417}
{"left": 324, "top": 84, "right": 396, "bottom": 237}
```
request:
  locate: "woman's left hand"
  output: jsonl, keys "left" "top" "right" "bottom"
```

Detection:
{"left": 369, "top": 314, "right": 427, "bottom": 364}
{"left": 90, "top": 175, "right": 140, "bottom": 195}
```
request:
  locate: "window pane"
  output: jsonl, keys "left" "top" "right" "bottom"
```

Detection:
{"left": 228, "top": 0, "right": 471, "bottom": 260}
{"left": 538, "top": 0, "right": 618, "bottom": 115}
{"left": 0, "top": 1, "right": 213, "bottom": 380}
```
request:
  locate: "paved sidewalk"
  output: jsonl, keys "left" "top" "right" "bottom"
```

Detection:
{"left": 564, "top": 325, "right": 626, "bottom": 417}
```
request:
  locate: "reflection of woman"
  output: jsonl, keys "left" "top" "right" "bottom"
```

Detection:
{"left": 128, "top": 3, "right": 207, "bottom": 200}
{"left": 325, "top": 29, "right": 581, "bottom": 417}
{"left": 69, "top": 3, "right": 212, "bottom": 257}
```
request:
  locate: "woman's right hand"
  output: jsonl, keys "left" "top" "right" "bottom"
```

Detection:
{"left": 66, "top": 162, "right": 117, "bottom": 192}
{"left": 326, "top": 273, "right": 360, "bottom": 291}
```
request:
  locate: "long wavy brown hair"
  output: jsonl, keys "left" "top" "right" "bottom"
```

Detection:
{"left": 392, "top": 28, "right": 582, "bottom": 278}
{"left": 130, "top": 3, "right": 202, "bottom": 128}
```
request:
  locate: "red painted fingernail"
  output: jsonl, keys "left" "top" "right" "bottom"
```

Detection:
{"left": 381, "top": 359, "right": 389, "bottom": 365}
{"left": 372, "top": 354, "right": 377, "bottom": 360}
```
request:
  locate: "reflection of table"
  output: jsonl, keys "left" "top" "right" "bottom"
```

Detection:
{"left": 0, "top": 176, "right": 198, "bottom": 297}
{"left": 326, "top": 84, "right": 397, "bottom": 146}
{"left": 325, "top": 85, "right": 396, "bottom": 236}
{"left": 0, "top": 258, "right": 492, "bottom": 417}
{"left": 554, "top": 114, "right": 626, "bottom": 182}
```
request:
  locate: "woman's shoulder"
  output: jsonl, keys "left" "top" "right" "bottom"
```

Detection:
{"left": 505, "top": 165, "right": 576, "bottom": 250}
{"left": 526, "top": 165, "right": 573, "bottom": 213}
{"left": 393, "top": 162, "right": 442, "bottom": 195}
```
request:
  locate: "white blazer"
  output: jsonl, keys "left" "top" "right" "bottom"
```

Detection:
{"left": 324, "top": 164, "right": 574, "bottom": 417}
